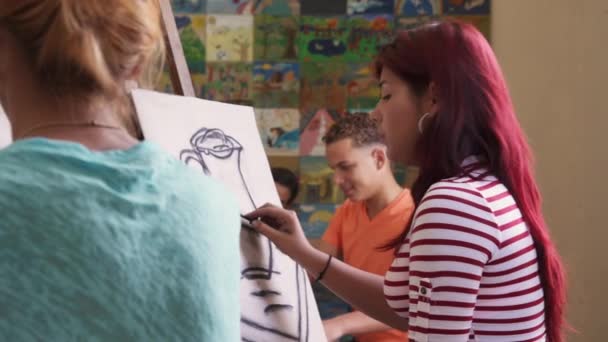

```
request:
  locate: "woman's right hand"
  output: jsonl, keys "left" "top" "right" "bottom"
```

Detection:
{"left": 245, "top": 204, "right": 314, "bottom": 263}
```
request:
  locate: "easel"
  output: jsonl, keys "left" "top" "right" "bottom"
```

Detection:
{"left": 158, "top": 0, "right": 195, "bottom": 97}
{"left": 130, "top": 0, "right": 194, "bottom": 139}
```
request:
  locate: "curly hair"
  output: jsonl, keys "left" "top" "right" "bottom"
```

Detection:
{"left": 322, "top": 113, "right": 384, "bottom": 147}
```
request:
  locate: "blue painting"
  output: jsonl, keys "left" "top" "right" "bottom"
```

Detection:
{"left": 297, "top": 204, "right": 337, "bottom": 238}
{"left": 299, "top": 17, "right": 349, "bottom": 62}
{"left": 396, "top": 0, "right": 440, "bottom": 16}
{"left": 252, "top": 62, "right": 300, "bottom": 107}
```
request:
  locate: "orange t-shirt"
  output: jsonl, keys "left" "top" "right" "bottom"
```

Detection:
{"left": 322, "top": 189, "right": 414, "bottom": 342}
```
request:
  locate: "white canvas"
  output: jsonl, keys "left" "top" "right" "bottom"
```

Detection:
{"left": 132, "top": 89, "right": 327, "bottom": 342}
{"left": 0, "top": 105, "right": 12, "bottom": 149}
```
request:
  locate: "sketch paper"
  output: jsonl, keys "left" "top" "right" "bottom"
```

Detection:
{"left": 132, "top": 89, "right": 326, "bottom": 342}
{"left": 0, "top": 105, "right": 11, "bottom": 149}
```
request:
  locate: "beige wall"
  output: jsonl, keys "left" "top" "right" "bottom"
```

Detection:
{"left": 493, "top": 1, "right": 608, "bottom": 341}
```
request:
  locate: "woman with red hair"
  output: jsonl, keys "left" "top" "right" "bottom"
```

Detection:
{"left": 248, "top": 20, "right": 566, "bottom": 342}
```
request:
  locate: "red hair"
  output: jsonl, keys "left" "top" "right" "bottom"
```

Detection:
{"left": 375, "top": 21, "right": 567, "bottom": 342}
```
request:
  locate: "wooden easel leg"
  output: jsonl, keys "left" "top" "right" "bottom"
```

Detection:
{"left": 159, "top": 0, "right": 196, "bottom": 97}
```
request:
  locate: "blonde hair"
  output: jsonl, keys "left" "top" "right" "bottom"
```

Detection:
{"left": 0, "top": 0, "right": 165, "bottom": 133}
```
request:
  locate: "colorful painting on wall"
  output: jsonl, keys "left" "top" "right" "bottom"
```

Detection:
{"left": 299, "top": 157, "right": 344, "bottom": 204}
{"left": 298, "top": 16, "right": 349, "bottom": 62}
{"left": 253, "top": 0, "right": 301, "bottom": 15}
{"left": 252, "top": 62, "right": 300, "bottom": 107}
{"left": 300, "top": 109, "right": 344, "bottom": 156}
{"left": 395, "top": 15, "right": 437, "bottom": 30}
{"left": 442, "top": 0, "right": 490, "bottom": 15}
{"left": 203, "top": 63, "right": 252, "bottom": 104}
{"left": 206, "top": 0, "right": 253, "bottom": 14}
{"left": 345, "top": 14, "right": 393, "bottom": 62}
{"left": 347, "top": 0, "right": 395, "bottom": 15}
{"left": 206, "top": 15, "right": 253, "bottom": 62}
{"left": 345, "top": 63, "right": 380, "bottom": 111}
{"left": 298, "top": 203, "right": 337, "bottom": 239}
{"left": 299, "top": 62, "right": 347, "bottom": 113}
{"left": 175, "top": 15, "right": 206, "bottom": 73}
{"left": 255, "top": 108, "right": 300, "bottom": 155}
{"left": 254, "top": 15, "right": 299, "bottom": 61}
{"left": 395, "top": 0, "right": 440, "bottom": 16}
{"left": 268, "top": 155, "right": 300, "bottom": 176}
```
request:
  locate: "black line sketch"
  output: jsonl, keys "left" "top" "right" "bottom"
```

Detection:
{"left": 180, "top": 127, "right": 312, "bottom": 342}
{"left": 180, "top": 128, "right": 256, "bottom": 208}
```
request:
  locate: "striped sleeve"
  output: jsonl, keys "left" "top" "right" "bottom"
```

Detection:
{"left": 407, "top": 181, "right": 501, "bottom": 342}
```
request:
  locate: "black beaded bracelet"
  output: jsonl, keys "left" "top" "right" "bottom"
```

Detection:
{"left": 315, "top": 255, "right": 333, "bottom": 283}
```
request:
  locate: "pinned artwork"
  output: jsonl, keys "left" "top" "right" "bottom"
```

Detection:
{"left": 206, "top": 0, "right": 253, "bottom": 14}
{"left": 298, "top": 16, "right": 349, "bottom": 62}
{"left": 395, "top": 0, "right": 440, "bottom": 16}
{"left": 347, "top": 0, "right": 395, "bottom": 15}
{"left": 255, "top": 108, "right": 300, "bottom": 155}
{"left": 203, "top": 62, "right": 252, "bottom": 104}
{"left": 345, "top": 63, "right": 380, "bottom": 111}
{"left": 206, "top": 15, "right": 254, "bottom": 62}
{"left": 253, "top": 0, "right": 301, "bottom": 15}
{"left": 268, "top": 155, "right": 300, "bottom": 176}
{"left": 300, "top": 109, "right": 344, "bottom": 156}
{"left": 254, "top": 15, "right": 299, "bottom": 61}
{"left": 346, "top": 14, "right": 394, "bottom": 62}
{"left": 299, "top": 62, "right": 347, "bottom": 113}
{"left": 132, "top": 89, "right": 327, "bottom": 342}
{"left": 395, "top": 15, "right": 437, "bottom": 30}
{"left": 442, "top": 0, "right": 490, "bottom": 15}
{"left": 175, "top": 15, "right": 207, "bottom": 74}
{"left": 252, "top": 62, "right": 300, "bottom": 107}
{"left": 297, "top": 204, "right": 337, "bottom": 239}
{"left": 298, "top": 156, "right": 344, "bottom": 204}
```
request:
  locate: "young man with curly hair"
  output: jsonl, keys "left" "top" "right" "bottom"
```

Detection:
{"left": 318, "top": 114, "right": 413, "bottom": 342}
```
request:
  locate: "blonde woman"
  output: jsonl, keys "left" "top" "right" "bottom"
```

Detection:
{"left": 0, "top": 1, "right": 240, "bottom": 340}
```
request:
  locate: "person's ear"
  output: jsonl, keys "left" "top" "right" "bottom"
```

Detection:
{"left": 425, "top": 82, "right": 439, "bottom": 115}
{"left": 371, "top": 145, "right": 388, "bottom": 170}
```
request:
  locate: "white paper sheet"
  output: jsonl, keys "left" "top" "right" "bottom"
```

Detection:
{"left": 0, "top": 104, "right": 12, "bottom": 149}
{"left": 132, "top": 89, "right": 327, "bottom": 342}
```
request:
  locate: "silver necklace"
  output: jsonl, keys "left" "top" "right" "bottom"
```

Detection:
{"left": 15, "top": 120, "right": 124, "bottom": 140}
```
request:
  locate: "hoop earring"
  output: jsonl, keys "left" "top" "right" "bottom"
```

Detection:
{"left": 417, "top": 112, "right": 432, "bottom": 134}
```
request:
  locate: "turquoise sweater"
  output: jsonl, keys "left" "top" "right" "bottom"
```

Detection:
{"left": 0, "top": 138, "right": 240, "bottom": 341}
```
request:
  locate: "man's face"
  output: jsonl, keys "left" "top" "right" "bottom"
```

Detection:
{"left": 325, "top": 138, "right": 383, "bottom": 202}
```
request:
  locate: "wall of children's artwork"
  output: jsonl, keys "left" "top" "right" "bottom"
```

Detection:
{"left": 166, "top": 0, "right": 491, "bottom": 332}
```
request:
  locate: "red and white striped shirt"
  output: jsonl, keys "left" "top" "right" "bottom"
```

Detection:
{"left": 384, "top": 159, "right": 546, "bottom": 341}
